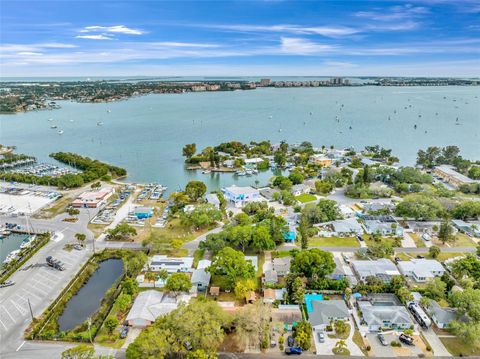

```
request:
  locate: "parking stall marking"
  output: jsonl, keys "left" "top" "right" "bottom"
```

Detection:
{"left": 20, "top": 287, "right": 43, "bottom": 301}
{"left": 10, "top": 299, "right": 27, "bottom": 316}
{"left": 30, "top": 277, "right": 53, "bottom": 292}
{"left": 1, "top": 304, "right": 17, "bottom": 324}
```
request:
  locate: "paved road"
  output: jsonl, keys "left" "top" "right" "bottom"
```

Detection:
{"left": 0, "top": 208, "right": 99, "bottom": 356}
{"left": 278, "top": 244, "right": 476, "bottom": 253}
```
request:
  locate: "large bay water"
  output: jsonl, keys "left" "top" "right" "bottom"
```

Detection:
{"left": 1, "top": 86, "right": 479, "bottom": 193}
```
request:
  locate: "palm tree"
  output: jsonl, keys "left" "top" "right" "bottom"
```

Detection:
{"left": 158, "top": 269, "right": 168, "bottom": 286}
{"left": 144, "top": 272, "right": 159, "bottom": 288}
{"left": 334, "top": 340, "right": 348, "bottom": 353}
{"left": 75, "top": 233, "right": 86, "bottom": 246}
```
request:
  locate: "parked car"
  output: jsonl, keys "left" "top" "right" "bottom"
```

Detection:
{"left": 285, "top": 347, "right": 302, "bottom": 355}
{"left": 356, "top": 234, "right": 364, "bottom": 242}
{"left": 120, "top": 326, "right": 129, "bottom": 339}
{"left": 416, "top": 255, "right": 425, "bottom": 259}
{"left": 0, "top": 280, "right": 15, "bottom": 288}
{"left": 287, "top": 335, "right": 294, "bottom": 347}
{"left": 378, "top": 333, "right": 388, "bottom": 346}
{"left": 394, "top": 257, "right": 402, "bottom": 263}
{"left": 342, "top": 254, "right": 350, "bottom": 264}
{"left": 399, "top": 333, "right": 414, "bottom": 346}
{"left": 317, "top": 331, "right": 325, "bottom": 343}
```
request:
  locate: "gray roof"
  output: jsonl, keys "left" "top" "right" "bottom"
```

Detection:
{"left": 191, "top": 268, "right": 211, "bottom": 285}
{"left": 359, "top": 304, "right": 412, "bottom": 327}
{"left": 435, "top": 165, "right": 479, "bottom": 184}
{"left": 398, "top": 259, "right": 444, "bottom": 278}
{"left": 273, "top": 257, "right": 291, "bottom": 272}
{"left": 330, "top": 218, "right": 363, "bottom": 233}
{"left": 205, "top": 193, "right": 220, "bottom": 205}
{"left": 352, "top": 259, "right": 400, "bottom": 279}
{"left": 309, "top": 300, "right": 349, "bottom": 327}
{"left": 126, "top": 290, "right": 186, "bottom": 322}
{"left": 264, "top": 269, "right": 278, "bottom": 283}
{"left": 428, "top": 300, "right": 458, "bottom": 325}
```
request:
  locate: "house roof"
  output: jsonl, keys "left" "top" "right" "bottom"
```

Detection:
{"left": 309, "top": 300, "right": 349, "bottom": 327}
{"left": 428, "top": 300, "right": 458, "bottom": 325}
{"left": 264, "top": 288, "right": 276, "bottom": 300}
{"left": 197, "top": 259, "right": 212, "bottom": 269}
{"left": 360, "top": 304, "right": 412, "bottom": 327}
{"left": 205, "top": 193, "right": 220, "bottom": 205}
{"left": 352, "top": 259, "right": 400, "bottom": 278}
{"left": 126, "top": 290, "right": 189, "bottom": 322}
{"left": 223, "top": 185, "right": 259, "bottom": 195}
{"left": 264, "top": 269, "right": 278, "bottom": 283}
{"left": 273, "top": 257, "right": 291, "bottom": 272}
{"left": 398, "top": 259, "right": 444, "bottom": 278}
{"left": 191, "top": 268, "right": 211, "bottom": 285}
{"left": 329, "top": 218, "right": 363, "bottom": 233}
{"left": 435, "top": 165, "right": 479, "bottom": 184}
{"left": 291, "top": 184, "right": 309, "bottom": 192}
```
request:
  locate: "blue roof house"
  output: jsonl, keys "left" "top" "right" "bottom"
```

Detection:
{"left": 134, "top": 206, "right": 153, "bottom": 219}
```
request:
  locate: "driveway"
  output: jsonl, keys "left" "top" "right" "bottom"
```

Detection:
{"left": 421, "top": 327, "right": 451, "bottom": 357}
{"left": 183, "top": 223, "right": 224, "bottom": 255}
{"left": 401, "top": 232, "right": 416, "bottom": 248}
{"left": 313, "top": 317, "right": 364, "bottom": 356}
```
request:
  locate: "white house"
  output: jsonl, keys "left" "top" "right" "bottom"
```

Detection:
{"left": 147, "top": 255, "right": 193, "bottom": 273}
{"left": 398, "top": 259, "right": 445, "bottom": 282}
{"left": 352, "top": 259, "right": 400, "bottom": 282}
{"left": 221, "top": 185, "right": 261, "bottom": 207}
{"left": 205, "top": 193, "right": 221, "bottom": 209}
{"left": 309, "top": 300, "right": 350, "bottom": 331}
{"left": 291, "top": 184, "right": 310, "bottom": 196}
{"left": 126, "top": 290, "right": 190, "bottom": 328}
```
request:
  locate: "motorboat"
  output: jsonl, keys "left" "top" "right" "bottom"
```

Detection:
{"left": 58, "top": 130, "right": 64, "bottom": 134}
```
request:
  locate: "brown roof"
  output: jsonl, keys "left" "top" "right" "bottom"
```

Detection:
{"left": 210, "top": 286, "right": 220, "bottom": 296}
{"left": 264, "top": 288, "right": 276, "bottom": 300}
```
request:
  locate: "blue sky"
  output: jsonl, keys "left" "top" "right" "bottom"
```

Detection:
{"left": 1, "top": 0, "right": 479, "bottom": 77}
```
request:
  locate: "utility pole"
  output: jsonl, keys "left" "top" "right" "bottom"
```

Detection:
{"left": 87, "top": 317, "right": 93, "bottom": 344}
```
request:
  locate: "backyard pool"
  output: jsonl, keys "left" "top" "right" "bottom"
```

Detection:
{"left": 304, "top": 293, "right": 323, "bottom": 313}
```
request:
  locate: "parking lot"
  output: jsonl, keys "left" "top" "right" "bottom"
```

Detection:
{"left": 0, "top": 239, "right": 89, "bottom": 344}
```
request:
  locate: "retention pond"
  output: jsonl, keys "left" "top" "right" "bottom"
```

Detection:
{"left": 58, "top": 258, "right": 123, "bottom": 332}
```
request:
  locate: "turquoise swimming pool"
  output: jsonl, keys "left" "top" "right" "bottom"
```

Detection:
{"left": 304, "top": 293, "right": 323, "bottom": 313}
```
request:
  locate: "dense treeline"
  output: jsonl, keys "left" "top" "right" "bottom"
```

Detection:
{"left": 0, "top": 153, "right": 36, "bottom": 165}
{"left": 0, "top": 152, "right": 127, "bottom": 188}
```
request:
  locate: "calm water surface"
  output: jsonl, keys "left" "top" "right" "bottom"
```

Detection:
{"left": 0, "top": 233, "right": 29, "bottom": 264}
{"left": 57, "top": 258, "right": 123, "bottom": 332}
{"left": 1, "top": 86, "right": 479, "bottom": 193}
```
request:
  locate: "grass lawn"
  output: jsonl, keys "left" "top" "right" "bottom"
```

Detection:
{"left": 328, "top": 323, "right": 351, "bottom": 340}
{"left": 352, "top": 330, "right": 369, "bottom": 356}
{"left": 34, "top": 194, "right": 73, "bottom": 219}
{"left": 440, "top": 337, "right": 480, "bottom": 357}
{"left": 193, "top": 248, "right": 205, "bottom": 268}
{"left": 272, "top": 250, "right": 294, "bottom": 259}
{"left": 435, "top": 252, "right": 464, "bottom": 262}
{"left": 364, "top": 236, "right": 399, "bottom": 248}
{"left": 310, "top": 237, "right": 360, "bottom": 247}
{"left": 409, "top": 233, "right": 426, "bottom": 248}
{"left": 88, "top": 223, "right": 107, "bottom": 238}
{"left": 393, "top": 252, "right": 414, "bottom": 261}
{"left": 451, "top": 233, "right": 475, "bottom": 247}
{"left": 295, "top": 193, "right": 317, "bottom": 203}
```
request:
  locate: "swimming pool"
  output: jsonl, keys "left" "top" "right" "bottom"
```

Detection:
{"left": 304, "top": 293, "right": 323, "bottom": 313}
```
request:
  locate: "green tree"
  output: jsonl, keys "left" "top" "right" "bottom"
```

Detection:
{"left": 116, "top": 293, "right": 132, "bottom": 312}
{"left": 67, "top": 207, "right": 80, "bottom": 216}
{"left": 144, "top": 272, "right": 159, "bottom": 287}
{"left": 315, "top": 180, "right": 333, "bottom": 194}
{"left": 251, "top": 225, "right": 275, "bottom": 251}
{"left": 288, "top": 172, "right": 304, "bottom": 185}
{"left": 123, "top": 277, "right": 139, "bottom": 296}
{"left": 298, "top": 216, "right": 310, "bottom": 250}
{"left": 294, "top": 321, "right": 312, "bottom": 350}
{"left": 208, "top": 247, "right": 255, "bottom": 289}
{"left": 334, "top": 320, "right": 349, "bottom": 336}
{"left": 428, "top": 245, "right": 441, "bottom": 259}
{"left": 424, "top": 277, "right": 446, "bottom": 300}
{"left": 395, "top": 194, "right": 444, "bottom": 220}
{"left": 182, "top": 143, "right": 197, "bottom": 160}
{"left": 185, "top": 180, "right": 207, "bottom": 201}
{"left": 438, "top": 217, "right": 454, "bottom": 244}
{"left": 165, "top": 272, "right": 192, "bottom": 294}
{"left": 234, "top": 279, "right": 256, "bottom": 302}
{"left": 75, "top": 233, "right": 86, "bottom": 246}
{"left": 396, "top": 287, "right": 413, "bottom": 304}
{"left": 104, "top": 316, "right": 119, "bottom": 335}
{"left": 106, "top": 223, "right": 137, "bottom": 241}
{"left": 186, "top": 349, "right": 217, "bottom": 359}
{"left": 181, "top": 204, "right": 222, "bottom": 229}
{"left": 290, "top": 249, "right": 335, "bottom": 281}
{"left": 61, "top": 344, "right": 94, "bottom": 359}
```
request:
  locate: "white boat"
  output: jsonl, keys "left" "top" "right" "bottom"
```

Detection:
{"left": 20, "top": 236, "right": 35, "bottom": 249}
{"left": 58, "top": 130, "right": 64, "bottom": 134}
{"left": 3, "top": 250, "right": 20, "bottom": 265}
{"left": 202, "top": 169, "right": 211, "bottom": 174}
{"left": 235, "top": 170, "right": 246, "bottom": 176}
{"left": 97, "top": 122, "right": 104, "bottom": 126}
{"left": 50, "top": 125, "right": 57, "bottom": 129}
{"left": 107, "top": 109, "right": 111, "bottom": 113}
{"left": 48, "top": 118, "right": 53, "bottom": 121}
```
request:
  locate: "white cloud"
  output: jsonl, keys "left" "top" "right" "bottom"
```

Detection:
{"left": 17, "top": 51, "right": 43, "bottom": 56}
{"left": 201, "top": 24, "right": 360, "bottom": 37}
{"left": 280, "top": 37, "right": 336, "bottom": 54}
{"left": 355, "top": 4, "right": 429, "bottom": 21}
{"left": 76, "top": 34, "right": 114, "bottom": 40}
{"left": 79, "top": 25, "right": 144, "bottom": 35}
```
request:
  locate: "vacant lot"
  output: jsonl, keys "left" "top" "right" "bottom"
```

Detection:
{"left": 310, "top": 236, "right": 359, "bottom": 247}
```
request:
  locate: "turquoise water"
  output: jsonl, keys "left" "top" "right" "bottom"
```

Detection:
{"left": 0, "top": 86, "right": 479, "bottom": 194}
{"left": 305, "top": 293, "right": 324, "bottom": 313}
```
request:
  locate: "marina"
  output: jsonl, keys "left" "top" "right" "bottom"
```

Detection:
{"left": 1, "top": 86, "right": 479, "bottom": 196}
{"left": 0, "top": 232, "right": 31, "bottom": 265}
